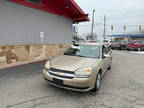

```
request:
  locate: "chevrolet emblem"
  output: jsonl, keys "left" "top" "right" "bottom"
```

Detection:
{"left": 56, "top": 72, "right": 62, "bottom": 76}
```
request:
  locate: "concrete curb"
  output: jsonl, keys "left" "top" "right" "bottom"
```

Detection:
{"left": 0, "top": 58, "right": 49, "bottom": 70}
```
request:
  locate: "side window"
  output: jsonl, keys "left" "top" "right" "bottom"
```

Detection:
{"left": 138, "top": 41, "right": 142, "bottom": 43}
{"left": 140, "top": 41, "right": 144, "bottom": 44}
{"left": 64, "top": 48, "right": 77, "bottom": 56}
{"left": 102, "top": 46, "right": 107, "bottom": 57}
{"left": 106, "top": 46, "right": 110, "bottom": 54}
{"left": 103, "top": 45, "right": 110, "bottom": 54}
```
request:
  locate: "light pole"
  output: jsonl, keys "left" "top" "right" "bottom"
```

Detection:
{"left": 103, "top": 15, "right": 106, "bottom": 40}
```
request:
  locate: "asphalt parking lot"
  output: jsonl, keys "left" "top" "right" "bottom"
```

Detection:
{"left": 0, "top": 51, "right": 144, "bottom": 108}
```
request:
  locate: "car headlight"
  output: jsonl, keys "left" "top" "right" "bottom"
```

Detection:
{"left": 45, "top": 60, "right": 50, "bottom": 69}
{"left": 75, "top": 67, "right": 92, "bottom": 78}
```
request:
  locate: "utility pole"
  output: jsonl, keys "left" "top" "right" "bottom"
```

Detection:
{"left": 103, "top": 15, "right": 106, "bottom": 40}
{"left": 91, "top": 9, "right": 95, "bottom": 40}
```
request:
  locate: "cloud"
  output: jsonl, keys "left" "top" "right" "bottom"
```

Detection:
{"left": 75, "top": 0, "right": 144, "bottom": 39}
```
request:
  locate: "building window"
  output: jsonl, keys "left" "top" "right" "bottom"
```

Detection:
{"left": 26, "top": 0, "right": 41, "bottom": 5}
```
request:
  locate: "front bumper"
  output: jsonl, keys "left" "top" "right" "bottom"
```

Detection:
{"left": 42, "top": 69, "right": 95, "bottom": 92}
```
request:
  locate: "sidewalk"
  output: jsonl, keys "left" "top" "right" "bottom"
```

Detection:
{"left": 0, "top": 58, "right": 49, "bottom": 70}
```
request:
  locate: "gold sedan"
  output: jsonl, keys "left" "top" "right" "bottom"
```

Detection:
{"left": 42, "top": 43, "right": 112, "bottom": 92}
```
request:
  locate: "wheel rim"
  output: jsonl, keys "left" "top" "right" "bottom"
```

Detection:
{"left": 96, "top": 73, "right": 101, "bottom": 89}
{"left": 138, "top": 48, "right": 141, "bottom": 51}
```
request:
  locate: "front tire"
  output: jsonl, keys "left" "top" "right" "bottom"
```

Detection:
{"left": 93, "top": 72, "right": 101, "bottom": 92}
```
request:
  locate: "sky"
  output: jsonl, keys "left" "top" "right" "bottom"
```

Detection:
{"left": 75, "top": 0, "right": 144, "bottom": 40}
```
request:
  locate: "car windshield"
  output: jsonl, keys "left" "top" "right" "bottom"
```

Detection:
{"left": 103, "top": 40, "right": 108, "bottom": 42}
{"left": 117, "top": 40, "right": 122, "bottom": 42}
{"left": 110, "top": 41, "right": 114, "bottom": 43}
{"left": 64, "top": 45, "right": 100, "bottom": 58}
{"left": 128, "top": 40, "right": 137, "bottom": 44}
{"left": 119, "top": 40, "right": 127, "bottom": 44}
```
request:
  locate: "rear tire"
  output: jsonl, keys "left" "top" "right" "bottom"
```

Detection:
{"left": 93, "top": 72, "right": 101, "bottom": 92}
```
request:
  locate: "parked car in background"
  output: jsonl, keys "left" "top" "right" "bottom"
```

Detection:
{"left": 126, "top": 40, "right": 144, "bottom": 51}
{"left": 42, "top": 43, "right": 112, "bottom": 92}
{"left": 120, "top": 40, "right": 128, "bottom": 50}
{"left": 103, "top": 39, "right": 113, "bottom": 48}
{"left": 111, "top": 40, "right": 122, "bottom": 50}
{"left": 108, "top": 40, "right": 115, "bottom": 48}
{"left": 111, "top": 40, "right": 128, "bottom": 50}
{"left": 103, "top": 39, "right": 109, "bottom": 46}
{"left": 103, "top": 39, "right": 109, "bottom": 43}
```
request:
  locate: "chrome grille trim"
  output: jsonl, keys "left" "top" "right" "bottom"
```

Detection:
{"left": 47, "top": 68, "right": 75, "bottom": 79}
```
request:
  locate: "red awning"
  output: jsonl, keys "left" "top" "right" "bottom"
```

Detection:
{"left": 9, "top": 0, "right": 89, "bottom": 23}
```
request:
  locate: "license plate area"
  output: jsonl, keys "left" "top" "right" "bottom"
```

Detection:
{"left": 53, "top": 78, "right": 64, "bottom": 86}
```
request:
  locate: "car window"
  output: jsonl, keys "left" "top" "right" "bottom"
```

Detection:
{"left": 103, "top": 40, "right": 109, "bottom": 42}
{"left": 64, "top": 45, "right": 100, "bottom": 58}
{"left": 76, "top": 45, "right": 100, "bottom": 58}
{"left": 128, "top": 40, "right": 137, "bottom": 44}
{"left": 106, "top": 47, "right": 110, "bottom": 53}
{"left": 138, "top": 41, "right": 143, "bottom": 43}
{"left": 102, "top": 46, "right": 107, "bottom": 57}
{"left": 103, "top": 45, "right": 110, "bottom": 53}
{"left": 110, "top": 41, "right": 114, "bottom": 43}
{"left": 117, "top": 40, "right": 122, "bottom": 43}
{"left": 123, "top": 41, "right": 128, "bottom": 44}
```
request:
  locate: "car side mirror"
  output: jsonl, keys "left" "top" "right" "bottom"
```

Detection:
{"left": 103, "top": 54, "right": 110, "bottom": 58}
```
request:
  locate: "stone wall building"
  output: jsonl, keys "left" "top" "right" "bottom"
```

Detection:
{"left": 0, "top": 0, "right": 89, "bottom": 66}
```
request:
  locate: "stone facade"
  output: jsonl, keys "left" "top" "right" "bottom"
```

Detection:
{"left": 0, "top": 43, "right": 71, "bottom": 66}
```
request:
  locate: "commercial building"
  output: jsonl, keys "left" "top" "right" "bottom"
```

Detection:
{"left": 0, "top": 0, "right": 89, "bottom": 66}
{"left": 113, "top": 34, "right": 144, "bottom": 40}
{"left": 112, "top": 31, "right": 144, "bottom": 40}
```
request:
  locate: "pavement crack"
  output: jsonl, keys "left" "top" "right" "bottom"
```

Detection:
{"left": 6, "top": 95, "right": 54, "bottom": 108}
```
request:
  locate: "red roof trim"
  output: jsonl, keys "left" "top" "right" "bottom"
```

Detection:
{"left": 9, "top": 0, "right": 89, "bottom": 22}
{"left": 70, "top": 0, "right": 85, "bottom": 15}
{"left": 72, "top": 14, "right": 89, "bottom": 23}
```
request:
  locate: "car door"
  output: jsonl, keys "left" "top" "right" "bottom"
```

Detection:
{"left": 101, "top": 46, "right": 109, "bottom": 75}
{"left": 105, "top": 46, "right": 112, "bottom": 69}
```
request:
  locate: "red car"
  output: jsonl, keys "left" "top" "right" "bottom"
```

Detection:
{"left": 126, "top": 40, "right": 144, "bottom": 51}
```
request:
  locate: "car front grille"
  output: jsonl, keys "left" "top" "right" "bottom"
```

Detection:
{"left": 48, "top": 68, "right": 75, "bottom": 79}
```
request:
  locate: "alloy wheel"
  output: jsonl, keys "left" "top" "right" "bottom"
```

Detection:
{"left": 96, "top": 73, "right": 101, "bottom": 90}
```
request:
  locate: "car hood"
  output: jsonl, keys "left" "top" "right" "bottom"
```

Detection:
{"left": 50, "top": 55, "right": 100, "bottom": 71}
